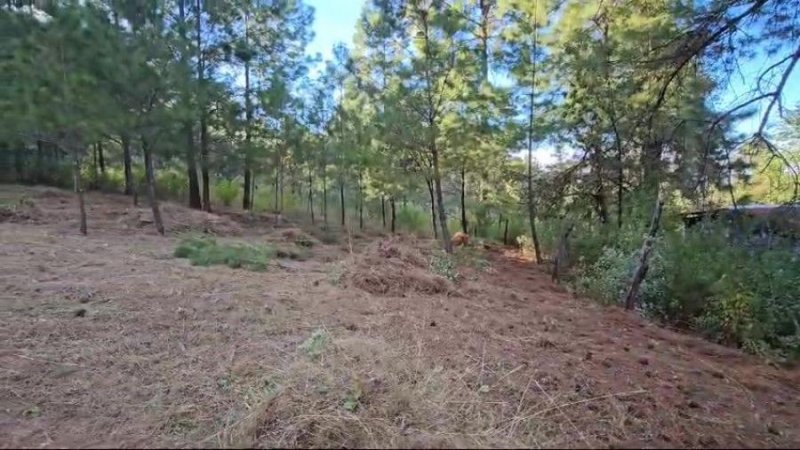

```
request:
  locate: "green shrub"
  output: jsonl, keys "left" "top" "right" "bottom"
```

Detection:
{"left": 572, "top": 219, "right": 800, "bottom": 359}
{"left": 215, "top": 179, "right": 239, "bottom": 207}
{"left": 174, "top": 236, "right": 274, "bottom": 271}
{"left": 396, "top": 204, "right": 430, "bottom": 235}
{"left": 156, "top": 169, "right": 188, "bottom": 200}
{"left": 430, "top": 251, "right": 460, "bottom": 282}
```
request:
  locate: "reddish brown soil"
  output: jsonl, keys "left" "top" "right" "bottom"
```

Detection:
{"left": 1, "top": 186, "right": 799, "bottom": 448}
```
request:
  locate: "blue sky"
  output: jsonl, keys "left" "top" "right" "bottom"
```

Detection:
{"left": 304, "top": 0, "right": 800, "bottom": 165}
{"left": 306, "top": 0, "right": 364, "bottom": 62}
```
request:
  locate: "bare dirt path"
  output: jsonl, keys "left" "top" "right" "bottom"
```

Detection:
{"left": 1, "top": 186, "right": 799, "bottom": 448}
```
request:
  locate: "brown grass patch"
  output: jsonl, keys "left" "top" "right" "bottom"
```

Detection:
{"left": 226, "top": 333, "right": 512, "bottom": 448}
{"left": 343, "top": 239, "right": 452, "bottom": 296}
{"left": 157, "top": 204, "right": 243, "bottom": 235}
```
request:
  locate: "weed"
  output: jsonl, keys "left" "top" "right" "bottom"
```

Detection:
{"left": 430, "top": 252, "right": 460, "bottom": 282}
{"left": 299, "top": 328, "right": 329, "bottom": 359}
{"left": 215, "top": 179, "right": 239, "bottom": 207}
{"left": 328, "top": 262, "right": 345, "bottom": 285}
{"left": 173, "top": 236, "right": 273, "bottom": 271}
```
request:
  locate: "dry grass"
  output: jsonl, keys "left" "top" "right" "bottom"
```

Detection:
{"left": 343, "top": 238, "right": 453, "bottom": 297}
{"left": 2, "top": 186, "right": 800, "bottom": 449}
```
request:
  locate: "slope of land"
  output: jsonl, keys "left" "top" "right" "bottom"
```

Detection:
{"left": 1, "top": 186, "right": 799, "bottom": 448}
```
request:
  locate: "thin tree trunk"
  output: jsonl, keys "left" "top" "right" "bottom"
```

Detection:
{"left": 308, "top": 171, "right": 315, "bottom": 224}
{"left": 242, "top": 31, "right": 252, "bottom": 210}
{"left": 71, "top": 147, "right": 87, "bottom": 235}
{"left": 122, "top": 133, "right": 134, "bottom": 197}
{"left": 358, "top": 170, "right": 364, "bottom": 230}
{"left": 503, "top": 218, "right": 509, "bottom": 246}
{"left": 196, "top": 0, "right": 211, "bottom": 213}
{"left": 552, "top": 223, "right": 574, "bottom": 283}
{"left": 381, "top": 195, "right": 386, "bottom": 228}
{"left": 426, "top": 178, "right": 438, "bottom": 238}
{"left": 200, "top": 117, "right": 211, "bottom": 212}
{"left": 460, "top": 164, "right": 467, "bottom": 234}
{"left": 91, "top": 143, "right": 98, "bottom": 189}
{"left": 141, "top": 136, "right": 165, "bottom": 235}
{"left": 97, "top": 140, "right": 105, "bottom": 176}
{"left": 178, "top": 0, "right": 201, "bottom": 210}
{"left": 390, "top": 197, "right": 396, "bottom": 233}
{"left": 322, "top": 169, "right": 328, "bottom": 228}
{"left": 339, "top": 178, "right": 345, "bottom": 227}
{"left": 432, "top": 146, "right": 452, "bottom": 253}
{"left": 623, "top": 194, "right": 664, "bottom": 310}
{"left": 526, "top": 22, "right": 543, "bottom": 264}
{"left": 35, "top": 140, "right": 43, "bottom": 183}
{"left": 279, "top": 163, "right": 284, "bottom": 211}
{"left": 185, "top": 123, "right": 201, "bottom": 209}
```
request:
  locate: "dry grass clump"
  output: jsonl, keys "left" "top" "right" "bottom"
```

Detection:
{"left": 157, "top": 204, "right": 243, "bottom": 235}
{"left": 226, "top": 333, "right": 516, "bottom": 448}
{"left": 344, "top": 239, "right": 452, "bottom": 296}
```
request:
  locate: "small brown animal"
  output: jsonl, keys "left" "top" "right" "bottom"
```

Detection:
{"left": 451, "top": 231, "right": 470, "bottom": 247}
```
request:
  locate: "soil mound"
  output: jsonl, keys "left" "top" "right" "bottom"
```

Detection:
{"left": 345, "top": 238, "right": 451, "bottom": 296}
{"left": 162, "top": 204, "right": 243, "bottom": 235}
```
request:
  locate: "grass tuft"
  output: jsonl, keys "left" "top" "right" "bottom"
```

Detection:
{"left": 174, "top": 236, "right": 273, "bottom": 271}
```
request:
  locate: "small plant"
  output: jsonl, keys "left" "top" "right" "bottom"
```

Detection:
{"left": 430, "top": 251, "right": 460, "bottom": 282}
{"left": 294, "top": 235, "right": 315, "bottom": 248}
{"left": 174, "top": 236, "right": 273, "bottom": 271}
{"left": 215, "top": 179, "right": 239, "bottom": 207}
{"left": 342, "top": 380, "right": 363, "bottom": 412}
{"left": 328, "top": 262, "right": 345, "bottom": 285}
{"left": 299, "top": 328, "right": 329, "bottom": 359}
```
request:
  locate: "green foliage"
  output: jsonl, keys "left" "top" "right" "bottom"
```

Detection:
{"left": 174, "top": 236, "right": 273, "bottom": 271}
{"left": 430, "top": 251, "right": 460, "bottom": 282}
{"left": 299, "top": 328, "right": 329, "bottom": 359}
{"left": 573, "top": 220, "right": 800, "bottom": 358}
{"left": 396, "top": 204, "right": 430, "bottom": 235}
{"left": 215, "top": 179, "right": 239, "bottom": 207}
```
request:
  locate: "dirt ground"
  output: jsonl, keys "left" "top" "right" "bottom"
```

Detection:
{"left": 1, "top": 185, "right": 800, "bottom": 448}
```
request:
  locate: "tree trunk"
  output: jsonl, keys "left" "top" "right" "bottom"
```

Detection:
{"left": 200, "top": 117, "right": 211, "bottom": 212}
{"left": 460, "top": 164, "right": 468, "bottom": 234}
{"left": 308, "top": 171, "right": 315, "bottom": 224}
{"left": 381, "top": 195, "right": 386, "bottom": 228}
{"left": 243, "top": 168, "right": 252, "bottom": 210}
{"left": 358, "top": 171, "right": 364, "bottom": 230}
{"left": 35, "top": 140, "right": 44, "bottom": 183}
{"left": 242, "top": 49, "right": 252, "bottom": 210}
{"left": 503, "top": 218, "right": 509, "bottom": 246}
{"left": 339, "top": 178, "right": 345, "bottom": 227}
{"left": 426, "top": 178, "right": 438, "bottom": 238}
{"left": 322, "top": 169, "right": 328, "bottom": 228}
{"left": 97, "top": 140, "right": 105, "bottom": 176}
{"left": 196, "top": 0, "right": 211, "bottom": 213}
{"left": 432, "top": 146, "right": 452, "bottom": 253}
{"left": 142, "top": 136, "right": 165, "bottom": 235}
{"left": 122, "top": 133, "right": 134, "bottom": 197}
{"left": 279, "top": 163, "right": 284, "bottom": 212}
{"left": 527, "top": 115, "right": 543, "bottom": 264}
{"left": 623, "top": 194, "right": 664, "bottom": 310}
{"left": 390, "top": 197, "right": 396, "bottom": 233}
{"left": 552, "top": 223, "right": 575, "bottom": 283}
{"left": 71, "top": 147, "right": 87, "bottom": 235}
{"left": 91, "top": 143, "right": 99, "bottom": 189}
{"left": 185, "top": 124, "right": 202, "bottom": 209}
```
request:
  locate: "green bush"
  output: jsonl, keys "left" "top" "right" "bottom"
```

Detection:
{"left": 174, "top": 236, "right": 274, "bottom": 271}
{"left": 430, "top": 251, "right": 460, "bottom": 282}
{"left": 396, "top": 204, "right": 430, "bottom": 235}
{"left": 215, "top": 179, "right": 239, "bottom": 207}
{"left": 156, "top": 169, "right": 188, "bottom": 200}
{"left": 572, "top": 219, "right": 800, "bottom": 359}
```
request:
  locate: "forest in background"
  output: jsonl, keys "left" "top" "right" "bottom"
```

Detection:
{"left": 1, "top": 0, "right": 800, "bottom": 358}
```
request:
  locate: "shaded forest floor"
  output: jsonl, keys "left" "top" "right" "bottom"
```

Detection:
{"left": 1, "top": 185, "right": 799, "bottom": 448}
